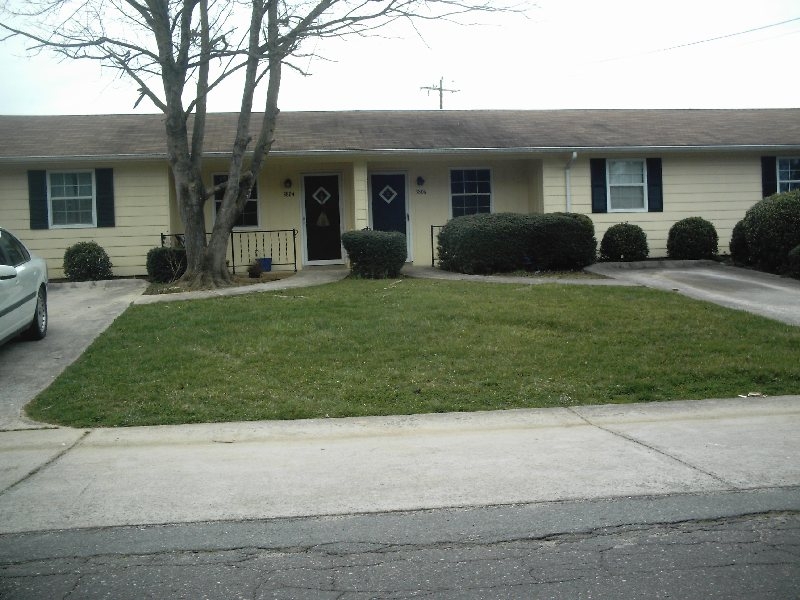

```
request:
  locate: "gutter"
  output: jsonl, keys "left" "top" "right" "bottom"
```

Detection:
{"left": 2, "top": 144, "right": 800, "bottom": 164}
{"left": 564, "top": 151, "right": 578, "bottom": 212}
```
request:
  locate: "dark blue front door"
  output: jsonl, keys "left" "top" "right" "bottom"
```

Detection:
{"left": 370, "top": 174, "right": 407, "bottom": 236}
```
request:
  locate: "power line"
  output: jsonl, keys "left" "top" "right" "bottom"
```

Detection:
{"left": 594, "top": 16, "right": 800, "bottom": 64}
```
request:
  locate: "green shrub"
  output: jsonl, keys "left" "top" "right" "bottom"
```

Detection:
{"left": 247, "top": 260, "right": 263, "bottom": 279}
{"left": 528, "top": 214, "right": 596, "bottom": 271}
{"left": 146, "top": 247, "right": 187, "bottom": 283}
{"left": 437, "top": 213, "right": 530, "bottom": 274}
{"left": 437, "top": 213, "right": 596, "bottom": 274}
{"left": 788, "top": 245, "right": 800, "bottom": 279}
{"left": 549, "top": 212, "right": 596, "bottom": 237}
{"left": 63, "top": 241, "right": 113, "bottom": 281}
{"left": 741, "top": 190, "right": 800, "bottom": 273}
{"left": 599, "top": 223, "right": 649, "bottom": 262}
{"left": 729, "top": 220, "right": 750, "bottom": 265}
{"left": 666, "top": 217, "right": 718, "bottom": 260}
{"left": 342, "top": 230, "right": 407, "bottom": 278}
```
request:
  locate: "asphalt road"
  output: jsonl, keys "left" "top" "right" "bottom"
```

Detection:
{"left": 1, "top": 490, "right": 798, "bottom": 599}
{"left": 1, "top": 264, "right": 798, "bottom": 598}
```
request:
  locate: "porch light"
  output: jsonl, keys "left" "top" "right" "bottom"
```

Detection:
{"left": 416, "top": 176, "right": 425, "bottom": 186}
{"left": 283, "top": 178, "right": 293, "bottom": 189}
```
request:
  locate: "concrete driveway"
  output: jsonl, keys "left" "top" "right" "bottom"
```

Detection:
{"left": 0, "top": 280, "right": 148, "bottom": 431}
{"left": 587, "top": 260, "right": 800, "bottom": 326}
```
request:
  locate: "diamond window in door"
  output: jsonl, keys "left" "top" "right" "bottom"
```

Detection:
{"left": 313, "top": 187, "right": 332, "bottom": 205}
{"left": 379, "top": 185, "right": 398, "bottom": 204}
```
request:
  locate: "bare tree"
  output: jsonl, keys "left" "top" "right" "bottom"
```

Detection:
{"left": 1, "top": 0, "right": 520, "bottom": 288}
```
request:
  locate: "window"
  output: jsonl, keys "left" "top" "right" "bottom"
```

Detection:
{"left": 450, "top": 169, "right": 491, "bottom": 217}
{"left": 607, "top": 160, "right": 647, "bottom": 211}
{"left": 27, "top": 169, "right": 114, "bottom": 230}
{"left": 778, "top": 158, "right": 800, "bottom": 192}
{"left": 213, "top": 174, "right": 259, "bottom": 228}
{"left": 49, "top": 171, "right": 95, "bottom": 226}
{"left": 591, "top": 158, "right": 662, "bottom": 213}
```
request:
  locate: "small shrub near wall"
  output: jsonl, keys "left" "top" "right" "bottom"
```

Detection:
{"left": 729, "top": 220, "right": 751, "bottom": 266}
{"left": 63, "top": 241, "right": 114, "bottom": 281}
{"left": 146, "top": 247, "right": 188, "bottom": 283}
{"left": 741, "top": 190, "right": 800, "bottom": 274}
{"left": 666, "top": 217, "right": 718, "bottom": 260}
{"left": 599, "top": 223, "right": 649, "bottom": 262}
{"left": 342, "top": 230, "right": 407, "bottom": 278}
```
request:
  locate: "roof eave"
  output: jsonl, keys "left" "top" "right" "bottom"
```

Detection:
{"left": 2, "top": 144, "right": 799, "bottom": 163}
{"left": 0, "top": 153, "right": 169, "bottom": 164}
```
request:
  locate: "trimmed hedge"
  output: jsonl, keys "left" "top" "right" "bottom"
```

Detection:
{"left": 146, "top": 247, "right": 187, "bottom": 283}
{"left": 63, "top": 241, "right": 114, "bottom": 281}
{"left": 599, "top": 223, "right": 649, "bottom": 262}
{"left": 437, "top": 213, "right": 530, "bottom": 274}
{"left": 549, "top": 211, "right": 596, "bottom": 237}
{"left": 729, "top": 220, "right": 750, "bottom": 265}
{"left": 437, "top": 212, "right": 596, "bottom": 274}
{"left": 741, "top": 190, "right": 800, "bottom": 273}
{"left": 342, "top": 230, "right": 407, "bottom": 278}
{"left": 666, "top": 217, "right": 718, "bottom": 260}
{"left": 788, "top": 245, "right": 800, "bottom": 279}
{"left": 527, "top": 214, "right": 597, "bottom": 271}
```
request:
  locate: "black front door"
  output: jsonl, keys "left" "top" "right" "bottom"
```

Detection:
{"left": 304, "top": 174, "right": 342, "bottom": 262}
{"left": 370, "top": 173, "right": 407, "bottom": 236}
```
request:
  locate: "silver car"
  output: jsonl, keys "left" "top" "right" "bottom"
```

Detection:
{"left": 0, "top": 228, "right": 48, "bottom": 346}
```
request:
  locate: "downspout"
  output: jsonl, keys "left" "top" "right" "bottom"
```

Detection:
{"left": 564, "top": 151, "right": 578, "bottom": 212}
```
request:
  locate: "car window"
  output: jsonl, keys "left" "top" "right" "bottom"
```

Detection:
{"left": 0, "top": 231, "right": 30, "bottom": 267}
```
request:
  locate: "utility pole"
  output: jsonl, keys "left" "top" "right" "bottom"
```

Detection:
{"left": 420, "top": 77, "right": 459, "bottom": 109}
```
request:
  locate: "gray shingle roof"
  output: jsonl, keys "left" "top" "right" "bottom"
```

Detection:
{"left": 1, "top": 109, "right": 799, "bottom": 161}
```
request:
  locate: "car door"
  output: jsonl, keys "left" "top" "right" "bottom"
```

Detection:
{"left": 0, "top": 231, "right": 36, "bottom": 342}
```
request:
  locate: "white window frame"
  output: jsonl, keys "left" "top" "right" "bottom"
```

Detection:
{"left": 212, "top": 173, "right": 260, "bottom": 229}
{"left": 449, "top": 167, "right": 493, "bottom": 218}
{"left": 47, "top": 170, "right": 97, "bottom": 228}
{"left": 777, "top": 157, "right": 800, "bottom": 192}
{"left": 607, "top": 159, "right": 648, "bottom": 213}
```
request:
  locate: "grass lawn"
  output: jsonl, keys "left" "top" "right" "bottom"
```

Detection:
{"left": 27, "top": 278, "right": 800, "bottom": 427}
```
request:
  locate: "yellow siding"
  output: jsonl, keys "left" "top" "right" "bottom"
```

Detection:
{"left": 543, "top": 154, "right": 763, "bottom": 257}
{"left": 0, "top": 162, "right": 171, "bottom": 278}
{"left": 3, "top": 151, "right": 764, "bottom": 279}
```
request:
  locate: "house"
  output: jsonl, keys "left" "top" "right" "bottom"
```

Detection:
{"left": 1, "top": 109, "right": 799, "bottom": 278}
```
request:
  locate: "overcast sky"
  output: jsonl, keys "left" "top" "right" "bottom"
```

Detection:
{"left": 0, "top": 0, "right": 798, "bottom": 115}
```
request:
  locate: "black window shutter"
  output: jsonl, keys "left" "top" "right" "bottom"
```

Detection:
{"left": 590, "top": 159, "right": 607, "bottom": 213}
{"left": 95, "top": 168, "right": 115, "bottom": 227}
{"left": 28, "top": 170, "right": 49, "bottom": 230}
{"left": 646, "top": 158, "right": 663, "bottom": 213}
{"left": 761, "top": 156, "right": 777, "bottom": 197}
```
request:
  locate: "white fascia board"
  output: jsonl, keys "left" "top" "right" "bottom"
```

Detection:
{"left": 255, "top": 144, "right": 800, "bottom": 157}
{"left": 3, "top": 145, "right": 800, "bottom": 164}
{"left": 0, "top": 153, "right": 168, "bottom": 164}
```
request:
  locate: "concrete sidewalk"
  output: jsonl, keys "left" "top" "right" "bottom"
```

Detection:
{"left": 0, "top": 396, "right": 797, "bottom": 534}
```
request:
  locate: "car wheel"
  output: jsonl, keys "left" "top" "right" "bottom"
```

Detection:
{"left": 24, "top": 286, "right": 48, "bottom": 341}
